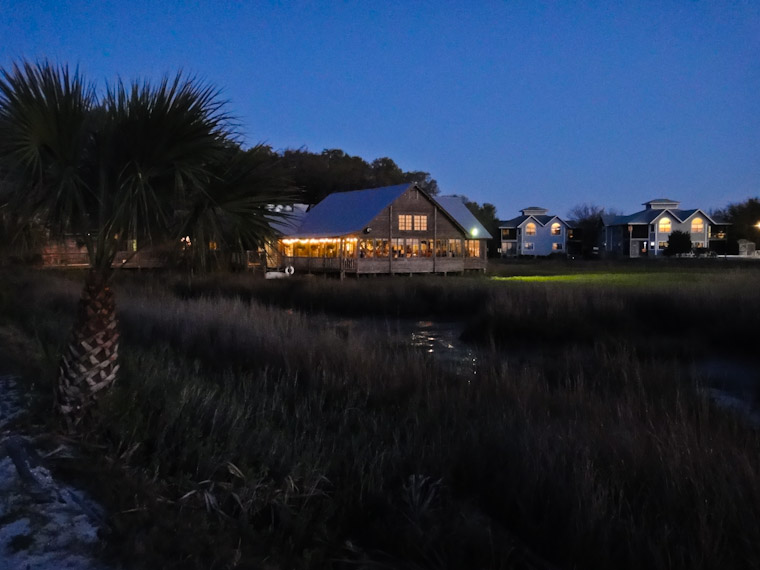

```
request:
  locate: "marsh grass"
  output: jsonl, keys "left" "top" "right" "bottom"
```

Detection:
{"left": 2, "top": 268, "right": 760, "bottom": 569}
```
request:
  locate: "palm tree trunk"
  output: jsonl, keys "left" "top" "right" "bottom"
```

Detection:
{"left": 57, "top": 267, "right": 120, "bottom": 430}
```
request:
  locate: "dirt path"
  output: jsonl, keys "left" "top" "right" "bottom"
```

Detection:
{"left": 0, "top": 374, "right": 115, "bottom": 570}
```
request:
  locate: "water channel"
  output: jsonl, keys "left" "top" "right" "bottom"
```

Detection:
{"left": 326, "top": 316, "right": 760, "bottom": 426}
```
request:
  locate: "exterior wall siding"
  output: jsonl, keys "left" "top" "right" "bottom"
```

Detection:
{"left": 518, "top": 221, "right": 567, "bottom": 256}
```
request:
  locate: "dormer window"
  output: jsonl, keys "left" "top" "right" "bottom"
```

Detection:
{"left": 658, "top": 218, "right": 671, "bottom": 233}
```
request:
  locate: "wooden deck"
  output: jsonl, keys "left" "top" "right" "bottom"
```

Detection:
{"left": 282, "top": 255, "right": 486, "bottom": 275}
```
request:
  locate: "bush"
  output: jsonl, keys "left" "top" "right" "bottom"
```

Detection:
{"left": 665, "top": 230, "right": 693, "bottom": 256}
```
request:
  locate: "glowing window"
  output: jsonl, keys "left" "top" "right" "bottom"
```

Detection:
{"left": 551, "top": 223, "right": 562, "bottom": 236}
{"left": 413, "top": 215, "right": 427, "bottom": 231}
{"left": 658, "top": 218, "right": 671, "bottom": 233}
{"left": 398, "top": 215, "right": 412, "bottom": 231}
{"left": 525, "top": 222, "right": 536, "bottom": 236}
{"left": 691, "top": 218, "right": 704, "bottom": 233}
{"left": 448, "top": 239, "right": 462, "bottom": 257}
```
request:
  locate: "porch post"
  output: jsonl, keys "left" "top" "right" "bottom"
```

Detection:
{"left": 433, "top": 207, "right": 437, "bottom": 273}
{"left": 340, "top": 237, "right": 345, "bottom": 281}
{"left": 389, "top": 205, "right": 393, "bottom": 275}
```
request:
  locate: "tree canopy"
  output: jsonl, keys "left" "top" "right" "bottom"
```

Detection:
{"left": 567, "top": 203, "right": 606, "bottom": 257}
{"left": 713, "top": 197, "right": 760, "bottom": 252}
{"left": 278, "top": 147, "right": 438, "bottom": 204}
{"left": 0, "top": 62, "right": 294, "bottom": 272}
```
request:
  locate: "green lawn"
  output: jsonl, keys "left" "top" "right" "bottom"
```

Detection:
{"left": 491, "top": 272, "right": 714, "bottom": 285}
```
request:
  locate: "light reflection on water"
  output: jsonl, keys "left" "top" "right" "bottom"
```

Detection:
{"left": 324, "top": 315, "right": 760, "bottom": 426}
{"left": 325, "top": 317, "right": 478, "bottom": 377}
{"left": 406, "top": 320, "right": 478, "bottom": 377}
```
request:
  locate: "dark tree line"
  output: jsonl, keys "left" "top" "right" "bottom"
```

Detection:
{"left": 713, "top": 197, "right": 760, "bottom": 253}
{"left": 252, "top": 147, "right": 439, "bottom": 205}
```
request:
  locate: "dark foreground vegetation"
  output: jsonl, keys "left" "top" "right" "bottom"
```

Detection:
{"left": 1, "top": 263, "right": 760, "bottom": 569}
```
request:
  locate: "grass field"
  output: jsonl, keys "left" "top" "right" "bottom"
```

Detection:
{"left": 492, "top": 271, "right": 715, "bottom": 285}
{"left": 1, "top": 263, "right": 760, "bottom": 569}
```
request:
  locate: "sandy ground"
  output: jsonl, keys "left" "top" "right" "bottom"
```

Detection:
{"left": 0, "top": 374, "right": 115, "bottom": 570}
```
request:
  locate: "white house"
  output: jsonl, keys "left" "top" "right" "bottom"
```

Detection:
{"left": 499, "top": 207, "right": 570, "bottom": 256}
{"left": 602, "top": 199, "right": 728, "bottom": 258}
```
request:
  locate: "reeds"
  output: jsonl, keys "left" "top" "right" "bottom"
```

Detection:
{"left": 2, "top": 268, "right": 760, "bottom": 569}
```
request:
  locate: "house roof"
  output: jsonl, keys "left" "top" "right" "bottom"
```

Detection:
{"left": 604, "top": 207, "right": 718, "bottom": 226}
{"left": 283, "top": 185, "right": 493, "bottom": 240}
{"left": 499, "top": 214, "right": 565, "bottom": 228}
{"left": 285, "top": 183, "right": 412, "bottom": 238}
{"left": 520, "top": 207, "right": 548, "bottom": 215}
{"left": 269, "top": 204, "right": 308, "bottom": 235}
{"left": 644, "top": 198, "right": 680, "bottom": 206}
{"left": 433, "top": 195, "right": 493, "bottom": 239}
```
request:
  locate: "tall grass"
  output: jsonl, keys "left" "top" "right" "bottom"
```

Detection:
{"left": 2, "top": 268, "right": 760, "bottom": 569}
{"left": 462, "top": 270, "right": 760, "bottom": 357}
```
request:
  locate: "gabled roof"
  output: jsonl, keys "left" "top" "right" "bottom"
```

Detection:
{"left": 285, "top": 183, "right": 412, "bottom": 238}
{"left": 670, "top": 208, "right": 717, "bottom": 224}
{"left": 499, "top": 214, "right": 566, "bottom": 228}
{"left": 604, "top": 207, "right": 718, "bottom": 226}
{"left": 433, "top": 195, "right": 493, "bottom": 239}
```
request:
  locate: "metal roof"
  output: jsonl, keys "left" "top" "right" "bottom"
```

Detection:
{"left": 285, "top": 183, "right": 412, "bottom": 238}
{"left": 284, "top": 185, "right": 493, "bottom": 240}
{"left": 434, "top": 195, "right": 493, "bottom": 239}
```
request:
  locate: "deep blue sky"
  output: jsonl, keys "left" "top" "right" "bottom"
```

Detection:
{"left": 2, "top": 1, "right": 758, "bottom": 218}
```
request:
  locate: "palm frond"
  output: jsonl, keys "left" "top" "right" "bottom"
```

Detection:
{"left": 0, "top": 60, "right": 97, "bottom": 238}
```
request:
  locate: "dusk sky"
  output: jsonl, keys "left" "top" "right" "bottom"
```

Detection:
{"left": 2, "top": 1, "right": 758, "bottom": 218}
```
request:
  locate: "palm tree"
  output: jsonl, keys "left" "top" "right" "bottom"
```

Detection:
{"left": 0, "top": 61, "right": 287, "bottom": 430}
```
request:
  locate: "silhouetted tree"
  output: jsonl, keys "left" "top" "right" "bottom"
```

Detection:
{"left": 665, "top": 230, "right": 693, "bottom": 256}
{"left": 280, "top": 147, "right": 438, "bottom": 204}
{"left": 713, "top": 197, "right": 760, "bottom": 253}
{"left": 567, "top": 203, "right": 605, "bottom": 257}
